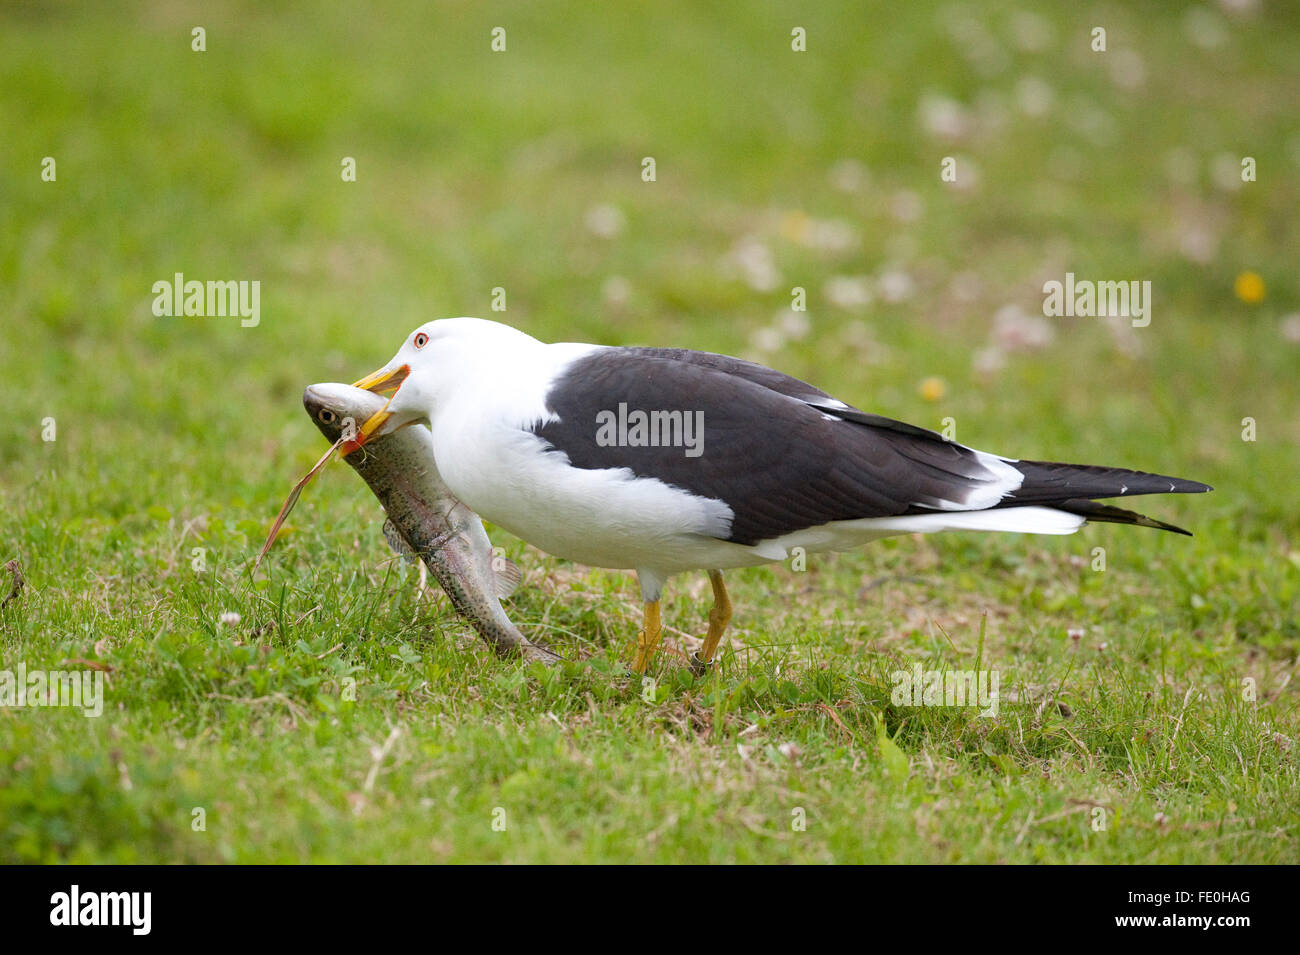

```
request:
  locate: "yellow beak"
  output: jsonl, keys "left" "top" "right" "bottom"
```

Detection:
{"left": 342, "top": 364, "right": 410, "bottom": 454}
{"left": 351, "top": 364, "right": 409, "bottom": 396}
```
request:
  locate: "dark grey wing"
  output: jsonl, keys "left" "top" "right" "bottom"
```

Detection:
{"left": 623, "top": 348, "right": 837, "bottom": 405}
{"left": 531, "top": 349, "right": 1014, "bottom": 546}
{"left": 629, "top": 349, "right": 1211, "bottom": 504}
{"left": 626, "top": 347, "right": 948, "bottom": 441}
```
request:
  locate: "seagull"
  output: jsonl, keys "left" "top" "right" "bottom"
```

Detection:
{"left": 343, "top": 318, "right": 1212, "bottom": 674}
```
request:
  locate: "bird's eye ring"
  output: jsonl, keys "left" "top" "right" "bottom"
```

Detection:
{"left": 318, "top": 409, "right": 337, "bottom": 424}
{"left": 413, "top": 332, "right": 429, "bottom": 348}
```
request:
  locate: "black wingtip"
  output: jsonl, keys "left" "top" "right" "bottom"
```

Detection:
{"left": 1011, "top": 460, "right": 1215, "bottom": 500}
{"left": 1054, "top": 499, "right": 1197, "bottom": 536}
{"left": 1138, "top": 516, "right": 1194, "bottom": 536}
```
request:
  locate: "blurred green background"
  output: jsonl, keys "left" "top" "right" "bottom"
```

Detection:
{"left": 1, "top": 1, "right": 1297, "bottom": 862}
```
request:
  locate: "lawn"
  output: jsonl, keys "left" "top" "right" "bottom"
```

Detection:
{"left": 1, "top": 0, "right": 1297, "bottom": 863}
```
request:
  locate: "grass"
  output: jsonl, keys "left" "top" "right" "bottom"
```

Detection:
{"left": 1, "top": 0, "right": 1298, "bottom": 863}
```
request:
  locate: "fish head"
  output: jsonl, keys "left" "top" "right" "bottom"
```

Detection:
{"left": 302, "top": 382, "right": 388, "bottom": 449}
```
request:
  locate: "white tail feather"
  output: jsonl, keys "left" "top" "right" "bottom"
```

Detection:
{"left": 872, "top": 506, "right": 1085, "bottom": 536}
{"left": 763, "top": 505, "right": 1088, "bottom": 560}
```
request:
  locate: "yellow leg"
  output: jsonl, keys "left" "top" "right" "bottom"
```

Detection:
{"left": 632, "top": 599, "right": 662, "bottom": 673}
{"left": 691, "top": 570, "right": 732, "bottom": 673}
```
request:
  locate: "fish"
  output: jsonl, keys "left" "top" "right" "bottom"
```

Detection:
{"left": 301, "top": 382, "right": 558, "bottom": 664}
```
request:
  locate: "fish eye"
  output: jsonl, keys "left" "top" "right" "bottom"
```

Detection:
{"left": 413, "top": 332, "right": 429, "bottom": 349}
{"left": 318, "top": 409, "right": 337, "bottom": 424}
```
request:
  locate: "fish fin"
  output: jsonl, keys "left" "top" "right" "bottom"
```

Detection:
{"left": 255, "top": 436, "right": 342, "bottom": 569}
{"left": 494, "top": 558, "right": 523, "bottom": 598}
{"left": 382, "top": 519, "right": 419, "bottom": 564}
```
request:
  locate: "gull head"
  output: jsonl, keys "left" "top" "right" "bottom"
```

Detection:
{"left": 342, "top": 317, "right": 537, "bottom": 454}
